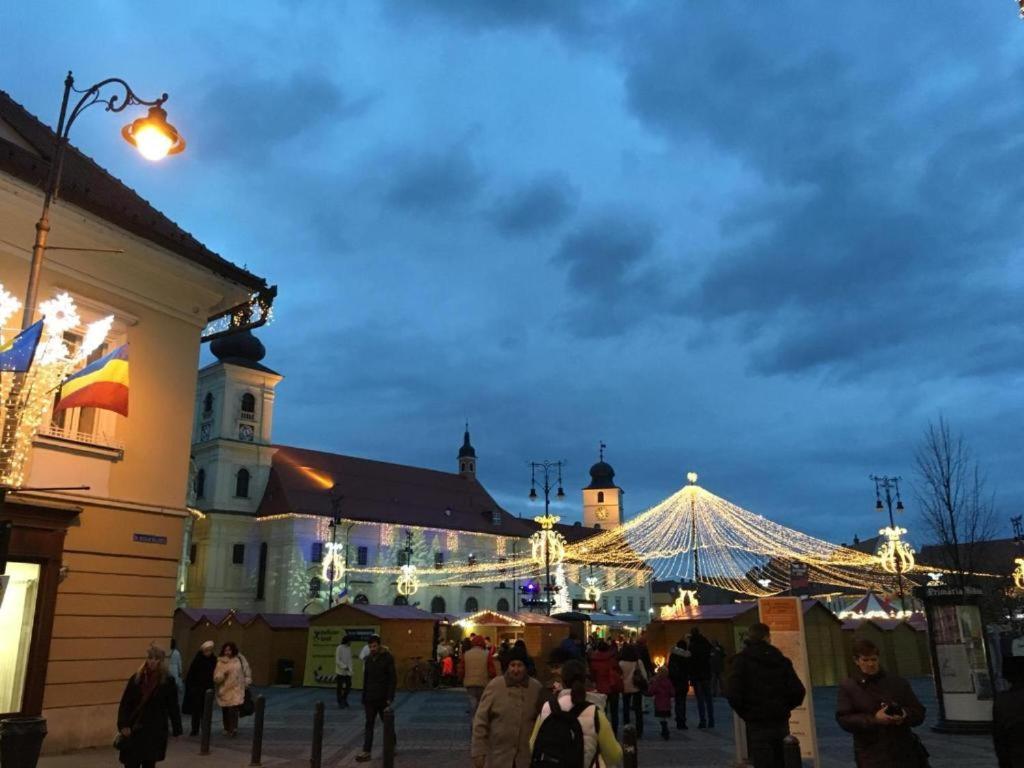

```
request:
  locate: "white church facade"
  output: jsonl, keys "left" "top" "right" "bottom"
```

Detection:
{"left": 182, "top": 332, "right": 651, "bottom": 622}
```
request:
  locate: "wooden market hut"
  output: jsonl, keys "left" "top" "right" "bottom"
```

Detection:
{"left": 855, "top": 619, "right": 931, "bottom": 679}
{"left": 841, "top": 619, "right": 897, "bottom": 677}
{"left": 308, "top": 602, "right": 437, "bottom": 690}
{"left": 801, "top": 601, "right": 847, "bottom": 686}
{"left": 452, "top": 610, "right": 571, "bottom": 679}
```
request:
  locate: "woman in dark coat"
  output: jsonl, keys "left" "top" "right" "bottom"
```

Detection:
{"left": 117, "top": 645, "right": 182, "bottom": 768}
{"left": 182, "top": 640, "right": 217, "bottom": 736}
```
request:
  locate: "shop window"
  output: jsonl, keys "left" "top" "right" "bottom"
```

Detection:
{"left": 354, "top": 593, "right": 369, "bottom": 604}
{"left": 431, "top": 596, "right": 446, "bottom": 613}
{"left": 195, "top": 468, "right": 206, "bottom": 499}
{"left": 496, "top": 598, "right": 510, "bottom": 612}
{"left": 232, "top": 543, "right": 245, "bottom": 565}
{"left": 357, "top": 546, "right": 368, "bottom": 566}
{"left": 0, "top": 562, "right": 40, "bottom": 713}
{"left": 256, "top": 543, "right": 268, "bottom": 600}
{"left": 235, "top": 468, "right": 250, "bottom": 498}
{"left": 308, "top": 577, "right": 321, "bottom": 598}
{"left": 464, "top": 596, "right": 479, "bottom": 612}
{"left": 311, "top": 542, "right": 324, "bottom": 563}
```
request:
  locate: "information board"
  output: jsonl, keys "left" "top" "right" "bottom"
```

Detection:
{"left": 303, "top": 624, "right": 378, "bottom": 689}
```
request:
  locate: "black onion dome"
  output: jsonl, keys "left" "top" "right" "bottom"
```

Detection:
{"left": 211, "top": 329, "right": 266, "bottom": 363}
{"left": 586, "top": 460, "right": 616, "bottom": 489}
{"left": 458, "top": 427, "right": 476, "bottom": 458}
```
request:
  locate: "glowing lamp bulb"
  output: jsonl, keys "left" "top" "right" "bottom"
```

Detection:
{"left": 132, "top": 124, "right": 174, "bottom": 160}
{"left": 122, "top": 105, "right": 185, "bottom": 161}
{"left": 687, "top": 471, "right": 698, "bottom": 485}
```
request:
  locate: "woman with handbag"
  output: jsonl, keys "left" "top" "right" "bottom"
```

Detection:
{"left": 618, "top": 643, "right": 648, "bottom": 738}
{"left": 116, "top": 645, "right": 182, "bottom": 768}
{"left": 213, "top": 642, "right": 251, "bottom": 736}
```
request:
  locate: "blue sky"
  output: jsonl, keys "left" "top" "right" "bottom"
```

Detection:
{"left": 3, "top": 2, "right": 1022, "bottom": 544}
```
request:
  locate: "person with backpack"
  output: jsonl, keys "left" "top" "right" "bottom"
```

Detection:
{"left": 531, "top": 659, "right": 623, "bottom": 768}
{"left": 726, "top": 623, "right": 807, "bottom": 768}
{"left": 471, "top": 645, "right": 544, "bottom": 768}
{"left": 667, "top": 638, "right": 691, "bottom": 730}
{"left": 588, "top": 640, "right": 623, "bottom": 735}
{"left": 618, "top": 643, "right": 647, "bottom": 738}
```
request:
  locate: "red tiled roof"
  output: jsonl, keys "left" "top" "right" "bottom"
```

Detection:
{"left": 0, "top": 89, "right": 265, "bottom": 290}
{"left": 257, "top": 445, "right": 537, "bottom": 537}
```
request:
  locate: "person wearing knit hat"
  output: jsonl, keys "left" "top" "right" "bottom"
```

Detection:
{"left": 471, "top": 642, "right": 544, "bottom": 768}
{"left": 182, "top": 641, "right": 217, "bottom": 736}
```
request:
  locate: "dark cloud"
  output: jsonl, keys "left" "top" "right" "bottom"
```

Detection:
{"left": 197, "top": 71, "right": 370, "bottom": 161}
{"left": 386, "top": 0, "right": 606, "bottom": 41}
{"left": 383, "top": 143, "right": 486, "bottom": 215}
{"left": 489, "top": 174, "right": 577, "bottom": 237}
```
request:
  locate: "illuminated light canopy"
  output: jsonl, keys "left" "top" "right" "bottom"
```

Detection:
{"left": 530, "top": 514, "right": 566, "bottom": 567}
{"left": 877, "top": 526, "right": 916, "bottom": 575}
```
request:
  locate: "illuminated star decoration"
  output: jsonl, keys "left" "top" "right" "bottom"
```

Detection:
{"left": 877, "top": 526, "right": 916, "bottom": 575}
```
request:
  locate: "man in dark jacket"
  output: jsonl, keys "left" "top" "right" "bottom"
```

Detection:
{"left": 836, "top": 638, "right": 926, "bottom": 768}
{"left": 356, "top": 635, "right": 397, "bottom": 763}
{"left": 994, "top": 655, "right": 1024, "bottom": 768}
{"left": 725, "top": 623, "right": 806, "bottom": 768}
{"left": 667, "top": 638, "right": 691, "bottom": 730}
{"left": 688, "top": 627, "right": 715, "bottom": 728}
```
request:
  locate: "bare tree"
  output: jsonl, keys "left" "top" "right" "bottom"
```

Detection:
{"left": 914, "top": 416, "right": 999, "bottom": 589}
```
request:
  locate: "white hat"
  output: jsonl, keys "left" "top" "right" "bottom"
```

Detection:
{"left": 201, "top": 640, "right": 215, "bottom": 651}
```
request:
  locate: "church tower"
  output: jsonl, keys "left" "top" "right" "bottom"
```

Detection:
{"left": 458, "top": 423, "right": 477, "bottom": 479}
{"left": 582, "top": 442, "right": 623, "bottom": 529}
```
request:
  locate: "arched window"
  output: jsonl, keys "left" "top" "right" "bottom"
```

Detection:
{"left": 464, "top": 596, "right": 479, "bottom": 612}
{"left": 496, "top": 598, "right": 509, "bottom": 612}
{"left": 597, "top": 491, "right": 604, "bottom": 503}
{"left": 235, "top": 468, "right": 250, "bottom": 498}
{"left": 203, "top": 392, "right": 213, "bottom": 414}
{"left": 354, "top": 593, "right": 369, "bottom": 605}
{"left": 240, "top": 392, "right": 256, "bottom": 417}
{"left": 308, "top": 577, "right": 321, "bottom": 598}
{"left": 195, "top": 468, "right": 206, "bottom": 499}
{"left": 393, "top": 595, "right": 408, "bottom": 606}
{"left": 431, "top": 596, "right": 446, "bottom": 613}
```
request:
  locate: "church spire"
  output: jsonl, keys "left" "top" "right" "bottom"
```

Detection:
{"left": 458, "top": 421, "right": 477, "bottom": 479}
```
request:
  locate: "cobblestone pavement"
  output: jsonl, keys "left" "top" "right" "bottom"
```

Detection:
{"left": 41, "top": 679, "right": 998, "bottom": 767}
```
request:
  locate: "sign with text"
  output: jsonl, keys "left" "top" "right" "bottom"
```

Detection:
{"left": 303, "top": 624, "right": 378, "bottom": 690}
{"left": 759, "top": 597, "right": 819, "bottom": 766}
{"left": 132, "top": 533, "right": 167, "bottom": 545}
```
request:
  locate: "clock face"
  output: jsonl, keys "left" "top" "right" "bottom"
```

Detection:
{"left": 238, "top": 424, "right": 255, "bottom": 442}
{"left": 595, "top": 506, "right": 608, "bottom": 520}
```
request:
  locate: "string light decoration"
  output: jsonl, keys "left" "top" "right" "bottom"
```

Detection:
{"left": 530, "top": 514, "right": 566, "bottom": 566}
{"left": 446, "top": 530, "right": 459, "bottom": 552}
{"left": 552, "top": 563, "right": 571, "bottom": 613}
{"left": 396, "top": 563, "right": 419, "bottom": 597}
{"left": 1013, "top": 558, "right": 1024, "bottom": 591}
{"left": 877, "top": 526, "right": 915, "bottom": 575}
{"left": 320, "top": 542, "right": 345, "bottom": 585}
{"left": 0, "top": 287, "right": 114, "bottom": 487}
{"left": 583, "top": 576, "right": 602, "bottom": 603}
{"left": 380, "top": 524, "right": 394, "bottom": 547}
{"left": 660, "top": 587, "right": 699, "bottom": 619}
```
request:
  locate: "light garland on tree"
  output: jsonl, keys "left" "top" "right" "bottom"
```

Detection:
{"left": 0, "top": 287, "right": 114, "bottom": 487}
{"left": 877, "top": 526, "right": 915, "bottom": 575}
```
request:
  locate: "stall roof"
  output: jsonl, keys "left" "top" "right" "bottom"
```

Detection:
{"left": 658, "top": 603, "right": 757, "bottom": 622}
{"left": 454, "top": 610, "right": 568, "bottom": 627}
{"left": 314, "top": 603, "right": 438, "bottom": 622}
{"left": 175, "top": 608, "right": 309, "bottom": 630}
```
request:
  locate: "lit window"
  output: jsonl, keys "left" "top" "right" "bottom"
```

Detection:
{"left": 232, "top": 543, "right": 245, "bottom": 565}
{"left": 0, "top": 562, "right": 40, "bottom": 712}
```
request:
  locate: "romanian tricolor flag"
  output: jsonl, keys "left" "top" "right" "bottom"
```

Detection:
{"left": 55, "top": 344, "right": 129, "bottom": 416}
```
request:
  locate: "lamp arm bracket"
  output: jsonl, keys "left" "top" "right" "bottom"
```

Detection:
{"left": 65, "top": 77, "right": 168, "bottom": 137}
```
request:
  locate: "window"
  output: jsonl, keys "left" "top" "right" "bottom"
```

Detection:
{"left": 354, "top": 593, "right": 369, "bottom": 604}
{"left": 232, "top": 543, "right": 245, "bottom": 564}
{"left": 189, "top": 544, "right": 197, "bottom": 565}
{"left": 491, "top": 510, "right": 501, "bottom": 526}
{"left": 496, "top": 598, "right": 510, "bottom": 612}
{"left": 311, "top": 542, "right": 324, "bottom": 563}
{"left": 195, "top": 468, "right": 206, "bottom": 499}
{"left": 240, "top": 393, "right": 256, "bottom": 419}
{"left": 597, "top": 491, "right": 604, "bottom": 503}
{"left": 434, "top": 551, "right": 444, "bottom": 569}
{"left": 308, "top": 577, "right": 321, "bottom": 598}
{"left": 467, "top": 553, "right": 477, "bottom": 567}
{"left": 235, "top": 468, "right": 250, "bottom": 498}
{"left": 256, "top": 543, "right": 268, "bottom": 600}
{"left": 50, "top": 331, "right": 107, "bottom": 440}
{"left": 0, "top": 562, "right": 40, "bottom": 712}
{"left": 602, "top": 598, "right": 608, "bottom": 611}
{"left": 464, "top": 597, "right": 479, "bottom": 612}
{"left": 627, "top": 597, "right": 634, "bottom": 612}
{"left": 613, "top": 596, "right": 621, "bottom": 611}
{"left": 203, "top": 392, "right": 214, "bottom": 414}
{"left": 397, "top": 550, "right": 409, "bottom": 566}
{"left": 357, "top": 546, "right": 368, "bottom": 566}
{"left": 430, "top": 596, "right": 446, "bottom": 613}
{"left": 393, "top": 595, "right": 408, "bottom": 606}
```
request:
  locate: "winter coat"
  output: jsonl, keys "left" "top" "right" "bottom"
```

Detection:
{"left": 835, "top": 669, "right": 926, "bottom": 768}
{"left": 726, "top": 641, "right": 805, "bottom": 726}
{"left": 589, "top": 649, "right": 623, "bottom": 695}
{"left": 335, "top": 644, "right": 353, "bottom": 676}
{"left": 667, "top": 644, "right": 691, "bottom": 690}
{"left": 181, "top": 651, "right": 216, "bottom": 715}
{"left": 460, "top": 644, "right": 496, "bottom": 687}
{"left": 559, "top": 636, "right": 583, "bottom": 659}
{"left": 993, "top": 685, "right": 1024, "bottom": 768}
{"left": 636, "top": 641, "right": 654, "bottom": 677}
{"left": 213, "top": 655, "right": 251, "bottom": 708}
{"left": 362, "top": 647, "right": 397, "bottom": 704}
{"left": 531, "top": 689, "right": 622, "bottom": 768}
{"left": 168, "top": 649, "right": 184, "bottom": 691}
{"left": 647, "top": 675, "right": 675, "bottom": 713}
{"left": 470, "top": 673, "right": 544, "bottom": 768}
{"left": 619, "top": 658, "right": 647, "bottom": 695}
{"left": 688, "top": 632, "right": 712, "bottom": 681}
{"left": 710, "top": 644, "right": 726, "bottom": 676}
{"left": 117, "top": 672, "right": 182, "bottom": 765}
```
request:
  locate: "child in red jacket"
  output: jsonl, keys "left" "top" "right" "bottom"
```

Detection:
{"left": 646, "top": 665, "right": 676, "bottom": 740}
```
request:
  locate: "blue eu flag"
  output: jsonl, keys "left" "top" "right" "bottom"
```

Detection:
{"left": 0, "top": 320, "right": 43, "bottom": 372}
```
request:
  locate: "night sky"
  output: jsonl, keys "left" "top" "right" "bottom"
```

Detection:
{"left": 3, "top": 3, "right": 1022, "bottom": 544}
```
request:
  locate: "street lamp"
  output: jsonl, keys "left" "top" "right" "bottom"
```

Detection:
{"left": 326, "top": 484, "right": 344, "bottom": 607}
{"left": 871, "top": 475, "right": 912, "bottom": 614}
{"left": 21, "top": 71, "right": 185, "bottom": 330}
{"left": 528, "top": 459, "right": 565, "bottom": 615}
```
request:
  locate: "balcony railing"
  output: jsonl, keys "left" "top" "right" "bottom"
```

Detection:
{"left": 37, "top": 422, "right": 125, "bottom": 451}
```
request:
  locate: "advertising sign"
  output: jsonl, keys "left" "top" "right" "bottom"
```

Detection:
{"left": 929, "top": 602, "right": 994, "bottom": 719}
{"left": 789, "top": 562, "right": 810, "bottom": 596}
{"left": 303, "top": 624, "right": 378, "bottom": 689}
{"left": 758, "top": 597, "right": 819, "bottom": 766}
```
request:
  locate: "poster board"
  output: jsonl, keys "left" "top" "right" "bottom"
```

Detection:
{"left": 759, "top": 597, "right": 819, "bottom": 766}
{"left": 303, "top": 624, "right": 378, "bottom": 689}
{"left": 929, "top": 602, "right": 993, "bottom": 719}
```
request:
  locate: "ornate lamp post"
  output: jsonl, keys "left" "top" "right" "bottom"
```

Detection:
{"left": 871, "top": 475, "right": 913, "bottom": 614}
{"left": 528, "top": 460, "right": 565, "bottom": 615}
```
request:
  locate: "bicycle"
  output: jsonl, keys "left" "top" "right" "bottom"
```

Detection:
{"left": 404, "top": 657, "right": 440, "bottom": 691}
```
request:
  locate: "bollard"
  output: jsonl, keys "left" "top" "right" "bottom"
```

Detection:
{"left": 249, "top": 695, "right": 266, "bottom": 766}
{"left": 782, "top": 734, "right": 802, "bottom": 768}
{"left": 310, "top": 701, "right": 325, "bottom": 768}
{"left": 622, "top": 724, "right": 638, "bottom": 768}
{"left": 199, "top": 689, "right": 214, "bottom": 756}
{"left": 382, "top": 707, "right": 396, "bottom": 768}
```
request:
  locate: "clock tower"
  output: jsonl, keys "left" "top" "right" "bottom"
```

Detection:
{"left": 582, "top": 442, "right": 623, "bottom": 529}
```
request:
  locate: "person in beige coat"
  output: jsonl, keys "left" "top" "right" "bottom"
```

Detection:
{"left": 212, "top": 642, "right": 251, "bottom": 736}
{"left": 471, "top": 646, "right": 543, "bottom": 768}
